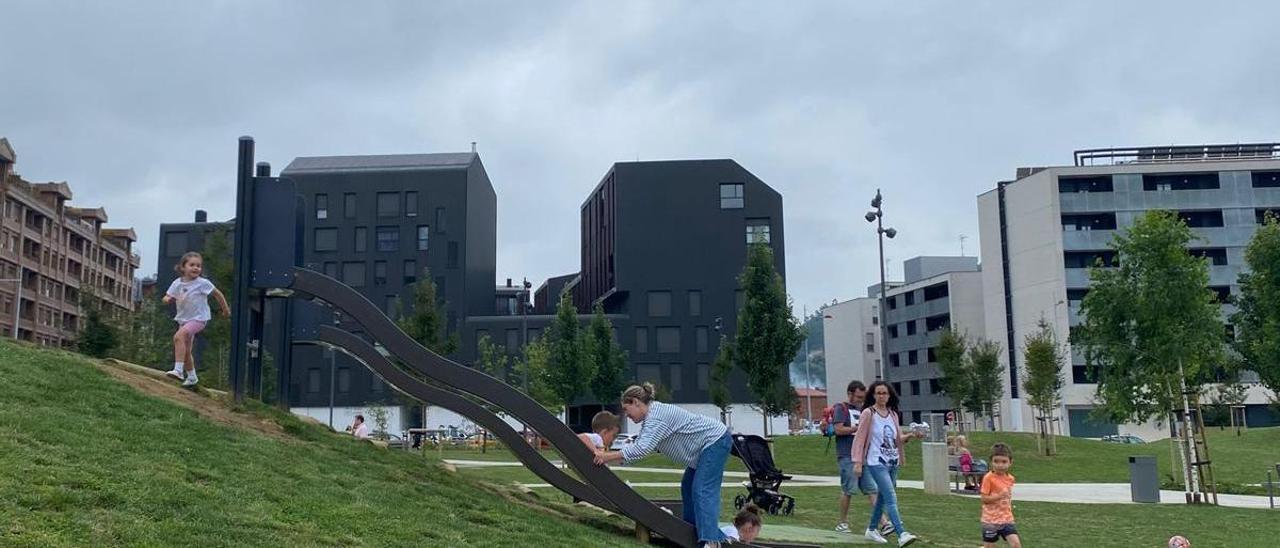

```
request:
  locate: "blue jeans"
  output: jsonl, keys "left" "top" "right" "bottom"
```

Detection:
{"left": 865, "top": 462, "right": 905, "bottom": 535}
{"left": 680, "top": 433, "right": 732, "bottom": 543}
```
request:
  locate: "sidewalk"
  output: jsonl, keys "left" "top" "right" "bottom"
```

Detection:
{"left": 445, "top": 459, "right": 1276, "bottom": 510}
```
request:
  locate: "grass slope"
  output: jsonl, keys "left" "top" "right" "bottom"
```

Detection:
{"left": 0, "top": 341, "right": 630, "bottom": 547}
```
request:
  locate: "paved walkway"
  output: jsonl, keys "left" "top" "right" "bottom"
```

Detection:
{"left": 446, "top": 459, "right": 1276, "bottom": 510}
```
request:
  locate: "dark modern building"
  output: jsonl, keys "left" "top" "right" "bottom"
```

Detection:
{"left": 156, "top": 210, "right": 232, "bottom": 291}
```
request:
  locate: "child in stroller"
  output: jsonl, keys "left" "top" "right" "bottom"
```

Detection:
{"left": 730, "top": 433, "right": 796, "bottom": 516}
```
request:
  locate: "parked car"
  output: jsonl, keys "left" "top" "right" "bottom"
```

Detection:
{"left": 610, "top": 434, "right": 637, "bottom": 450}
{"left": 1101, "top": 434, "right": 1146, "bottom": 444}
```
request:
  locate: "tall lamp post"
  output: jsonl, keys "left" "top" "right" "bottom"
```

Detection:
{"left": 865, "top": 189, "right": 896, "bottom": 380}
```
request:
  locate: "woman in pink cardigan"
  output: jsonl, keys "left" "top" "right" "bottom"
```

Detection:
{"left": 850, "top": 381, "right": 923, "bottom": 546}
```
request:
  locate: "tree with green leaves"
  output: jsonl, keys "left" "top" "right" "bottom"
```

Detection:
{"left": 476, "top": 333, "right": 511, "bottom": 384}
{"left": 1022, "top": 318, "right": 1065, "bottom": 453}
{"left": 515, "top": 336, "right": 561, "bottom": 413}
{"left": 965, "top": 339, "right": 1004, "bottom": 429}
{"left": 935, "top": 327, "right": 971, "bottom": 429}
{"left": 710, "top": 336, "right": 735, "bottom": 424}
{"left": 110, "top": 289, "right": 175, "bottom": 369}
{"left": 587, "top": 303, "right": 627, "bottom": 406}
{"left": 546, "top": 293, "right": 594, "bottom": 410}
{"left": 1071, "top": 210, "right": 1225, "bottom": 497}
{"left": 77, "top": 293, "right": 119, "bottom": 358}
{"left": 736, "top": 242, "right": 803, "bottom": 436}
{"left": 396, "top": 267, "right": 458, "bottom": 356}
{"left": 1232, "top": 213, "right": 1280, "bottom": 396}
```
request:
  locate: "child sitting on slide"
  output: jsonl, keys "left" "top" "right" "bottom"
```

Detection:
{"left": 577, "top": 411, "right": 621, "bottom": 452}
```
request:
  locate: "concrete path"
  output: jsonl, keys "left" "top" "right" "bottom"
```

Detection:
{"left": 446, "top": 459, "right": 1276, "bottom": 510}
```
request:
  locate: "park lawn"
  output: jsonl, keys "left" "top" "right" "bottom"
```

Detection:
{"left": 0, "top": 341, "right": 634, "bottom": 547}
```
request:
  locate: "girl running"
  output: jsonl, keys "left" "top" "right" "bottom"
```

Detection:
{"left": 163, "top": 252, "right": 230, "bottom": 387}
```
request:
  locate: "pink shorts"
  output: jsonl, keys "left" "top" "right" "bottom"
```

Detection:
{"left": 177, "top": 320, "right": 207, "bottom": 337}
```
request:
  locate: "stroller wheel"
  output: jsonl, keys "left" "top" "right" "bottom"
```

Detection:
{"left": 782, "top": 498, "right": 795, "bottom": 516}
{"left": 733, "top": 494, "right": 745, "bottom": 510}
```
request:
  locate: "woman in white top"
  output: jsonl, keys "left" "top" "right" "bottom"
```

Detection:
{"left": 850, "top": 381, "right": 923, "bottom": 546}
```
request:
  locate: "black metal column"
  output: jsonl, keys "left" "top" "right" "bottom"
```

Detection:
{"left": 228, "top": 137, "right": 256, "bottom": 401}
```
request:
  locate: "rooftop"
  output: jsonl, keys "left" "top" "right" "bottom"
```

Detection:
{"left": 282, "top": 152, "right": 477, "bottom": 174}
{"left": 1073, "top": 142, "right": 1280, "bottom": 167}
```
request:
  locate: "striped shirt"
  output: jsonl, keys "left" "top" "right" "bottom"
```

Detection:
{"left": 620, "top": 401, "right": 729, "bottom": 468}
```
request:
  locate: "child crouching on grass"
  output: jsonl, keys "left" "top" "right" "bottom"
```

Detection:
{"left": 163, "top": 252, "right": 230, "bottom": 388}
{"left": 980, "top": 443, "right": 1021, "bottom": 548}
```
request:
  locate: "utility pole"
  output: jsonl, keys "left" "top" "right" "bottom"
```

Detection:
{"left": 803, "top": 305, "right": 812, "bottom": 428}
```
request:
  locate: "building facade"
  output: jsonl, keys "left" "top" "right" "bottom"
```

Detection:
{"left": 821, "top": 295, "right": 880, "bottom": 407}
{"left": 978, "top": 144, "right": 1280, "bottom": 438}
{"left": 0, "top": 138, "right": 139, "bottom": 347}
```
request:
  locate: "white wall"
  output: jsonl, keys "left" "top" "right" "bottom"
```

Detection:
{"left": 822, "top": 297, "right": 879, "bottom": 406}
{"left": 292, "top": 405, "right": 406, "bottom": 433}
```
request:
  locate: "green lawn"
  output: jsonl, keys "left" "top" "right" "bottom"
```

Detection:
{"left": 0, "top": 341, "right": 634, "bottom": 547}
{"left": 438, "top": 426, "right": 1280, "bottom": 495}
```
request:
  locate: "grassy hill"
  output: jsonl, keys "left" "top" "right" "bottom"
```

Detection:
{"left": 0, "top": 341, "right": 633, "bottom": 547}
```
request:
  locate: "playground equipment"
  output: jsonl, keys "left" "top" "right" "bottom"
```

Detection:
{"left": 223, "top": 137, "right": 818, "bottom": 548}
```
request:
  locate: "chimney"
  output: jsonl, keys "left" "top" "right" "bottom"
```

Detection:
{"left": 471, "top": 141, "right": 477, "bottom": 153}
{"left": 506, "top": 278, "right": 512, "bottom": 287}
{"left": 195, "top": 210, "right": 208, "bottom": 223}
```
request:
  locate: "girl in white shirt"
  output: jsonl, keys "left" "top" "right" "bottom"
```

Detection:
{"left": 719, "top": 504, "right": 763, "bottom": 543}
{"left": 163, "top": 252, "right": 230, "bottom": 387}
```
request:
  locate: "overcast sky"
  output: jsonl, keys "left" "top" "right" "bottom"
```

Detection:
{"left": 5, "top": 1, "right": 1280, "bottom": 315}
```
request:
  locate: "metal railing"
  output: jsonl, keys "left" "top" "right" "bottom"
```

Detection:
{"left": 1075, "top": 143, "right": 1280, "bottom": 166}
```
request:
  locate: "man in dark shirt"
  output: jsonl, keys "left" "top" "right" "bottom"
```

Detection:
{"left": 834, "top": 380, "right": 890, "bottom": 535}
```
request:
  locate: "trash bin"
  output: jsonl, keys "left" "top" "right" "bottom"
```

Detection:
{"left": 1129, "top": 456, "right": 1159, "bottom": 503}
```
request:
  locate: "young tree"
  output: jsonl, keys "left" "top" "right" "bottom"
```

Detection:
{"left": 935, "top": 327, "right": 971, "bottom": 429}
{"left": 110, "top": 290, "right": 174, "bottom": 368}
{"left": 546, "top": 293, "right": 594, "bottom": 410}
{"left": 1206, "top": 374, "right": 1248, "bottom": 430}
{"left": 965, "top": 338, "right": 1004, "bottom": 430}
{"left": 515, "top": 336, "right": 561, "bottom": 413}
{"left": 1022, "top": 319, "right": 1065, "bottom": 453}
{"left": 196, "top": 227, "right": 235, "bottom": 390}
{"left": 475, "top": 333, "right": 511, "bottom": 384}
{"left": 587, "top": 303, "right": 628, "bottom": 407}
{"left": 709, "top": 336, "right": 735, "bottom": 424}
{"left": 1232, "top": 214, "right": 1280, "bottom": 396}
{"left": 396, "top": 267, "right": 458, "bottom": 356}
{"left": 736, "top": 243, "right": 803, "bottom": 436}
{"left": 77, "top": 293, "right": 119, "bottom": 359}
{"left": 1071, "top": 210, "right": 1225, "bottom": 497}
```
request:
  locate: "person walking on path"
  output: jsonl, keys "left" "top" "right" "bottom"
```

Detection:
{"left": 833, "top": 380, "right": 892, "bottom": 536}
{"left": 852, "top": 380, "right": 923, "bottom": 546}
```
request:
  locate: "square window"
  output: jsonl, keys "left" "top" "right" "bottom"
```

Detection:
{"left": 344, "top": 193, "right": 357, "bottom": 218}
{"left": 697, "top": 363, "right": 710, "bottom": 391}
{"left": 908, "top": 350, "right": 918, "bottom": 365}
{"left": 376, "top": 192, "right": 400, "bottom": 217}
{"left": 635, "top": 327, "right": 649, "bottom": 354}
{"left": 417, "top": 226, "right": 430, "bottom": 251}
{"left": 376, "top": 226, "right": 399, "bottom": 252}
{"left": 696, "top": 326, "right": 709, "bottom": 353}
{"left": 315, "top": 194, "right": 328, "bottom": 220}
{"left": 890, "top": 354, "right": 900, "bottom": 367}
{"left": 909, "top": 380, "right": 919, "bottom": 395}
{"left": 354, "top": 227, "right": 368, "bottom": 253}
{"left": 164, "top": 231, "right": 189, "bottom": 257}
{"left": 436, "top": 207, "right": 447, "bottom": 233}
{"left": 656, "top": 327, "right": 680, "bottom": 353}
{"left": 906, "top": 321, "right": 917, "bottom": 336}
{"left": 688, "top": 290, "right": 702, "bottom": 317}
{"left": 888, "top": 325, "right": 899, "bottom": 338}
{"left": 405, "top": 192, "right": 418, "bottom": 217}
{"left": 342, "top": 262, "right": 366, "bottom": 287}
{"left": 746, "top": 219, "right": 771, "bottom": 244}
{"left": 374, "top": 261, "right": 387, "bottom": 285}
{"left": 648, "top": 291, "right": 672, "bottom": 317}
{"left": 314, "top": 228, "right": 338, "bottom": 252}
{"left": 904, "top": 292, "right": 915, "bottom": 306}
{"left": 403, "top": 260, "right": 417, "bottom": 284}
{"left": 668, "top": 364, "right": 683, "bottom": 392}
{"left": 307, "top": 368, "right": 321, "bottom": 393}
{"left": 337, "top": 367, "right": 350, "bottom": 393}
{"left": 720, "top": 183, "right": 744, "bottom": 209}
{"left": 323, "top": 262, "right": 338, "bottom": 278}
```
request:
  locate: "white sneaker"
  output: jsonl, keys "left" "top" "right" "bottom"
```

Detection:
{"left": 864, "top": 528, "right": 888, "bottom": 544}
{"left": 898, "top": 531, "right": 918, "bottom": 546}
{"left": 835, "top": 522, "right": 850, "bottom": 533}
{"left": 166, "top": 368, "right": 185, "bottom": 380}
{"left": 182, "top": 374, "right": 199, "bottom": 388}
{"left": 879, "top": 522, "right": 895, "bottom": 536}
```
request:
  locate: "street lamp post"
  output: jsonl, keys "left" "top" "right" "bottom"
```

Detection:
{"left": 865, "top": 189, "right": 896, "bottom": 380}
{"left": 803, "top": 306, "right": 812, "bottom": 428}
{"left": 1, "top": 277, "right": 21, "bottom": 339}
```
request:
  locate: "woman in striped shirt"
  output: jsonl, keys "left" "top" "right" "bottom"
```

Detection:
{"left": 594, "top": 383, "right": 733, "bottom": 547}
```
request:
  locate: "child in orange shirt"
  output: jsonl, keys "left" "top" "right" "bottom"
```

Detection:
{"left": 979, "top": 443, "right": 1021, "bottom": 548}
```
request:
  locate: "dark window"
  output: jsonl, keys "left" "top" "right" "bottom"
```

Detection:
{"left": 1257, "top": 208, "right": 1280, "bottom": 224}
{"left": 344, "top": 193, "right": 357, "bottom": 218}
{"left": 315, "top": 194, "right": 329, "bottom": 220}
{"left": 891, "top": 382, "right": 902, "bottom": 396}
{"left": 447, "top": 242, "right": 459, "bottom": 269}
{"left": 656, "top": 327, "right": 680, "bottom": 353}
{"left": 1210, "top": 286, "right": 1232, "bottom": 304}
{"left": 354, "top": 227, "right": 368, "bottom": 253}
{"left": 668, "top": 364, "right": 683, "bottom": 392}
{"left": 688, "top": 290, "right": 702, "bottom": 317}
{"left": 929, "top": 379, "right": 941, "bottom": 394}
{"left": 923, "top": 282, "right": 949, "bottom": 301}
{"left": 635, "top": 327, "right": 649, "bottom": 354}
{"left": 164, "top": 231, "right": 189, "bottom": 257}
{"left": 1143, "top": 173, "right": 1219, "bottom": 191}
{"left": 1190, "top": 248, "right": 1228, "bottom": 266}
{"left": 904, "top": 292, "right": 915, "bottom": 306}
{"left": 416, "top": 226, "right": 429, "bottom": 251}
{"left": 385, "top": 295, "right": 398, "bottom": 317}
{"left": 908, "top": 350, "right": 918, "bottom": 365}
{"left": 909, "top": 380, "right": 920, "bottom": 395}
{"left": 403, "top": 260, "right": 416, "bottom": 284}
{"left": 1253, "top": 171, "right": 1280, "bottom": 188}
{"left": 906, "top": 321, "right": 917, "bottom": 336}
{"left": 337, "top": 367, "right": 350, "bottom": 393}
{"left": 1064, "top": 250, "right": 1118, "bottom": 268}
{"left": 746, "top": 219, "right": 771, "bottom": 244}
{"left": 1178, "top": 210, "right": 1225, "bottom": 228}
{"left": 912, "top": 411, "right": 922, "bottom": 423}
{"left": 866, "top": 334, "right": 875, "bottom": 353}
{"left": 435, "top": 207, "right": 447, "bottom": 233}
{"left": 342, "top": 262, "right": 365, "bottom": 287}
{"left": 405, "top": 192, "right": 418, "bottom": 217}
{"left": 506, "top": 329, "right": 520, "bottom": 352}
{"left": 1061, "top": 213, "right": 1118, "bottom": 231}
{"left": 637, "top": 363, "right": 661, "bottom": 384}
{"left": 371, "top": 376, "right": 385, "bottom": 393}
{"left": 927, "top": 347, "right": 937, "bottom": 363}
{"left": 374, "top": 261, "right": 387, "bottom": 285}
{"left": 648, "top": 291, "right": 672, "bottom": 317}
{"left": 720, "top": 183, "right": 745, "bottom": 209}
{"left": 376, "top": 192, "right": 399, "bottom": 217}
{"left": 323, "top": 262, "right": 338, "bottom": 278}
{"left": 307, "top": 368, "right": 321, "bottom": 393}
{"left": 435, "top": 276, "right": 446, "bottom": 297}
{"left": 888, "top": 325, "right": 899, "bottom": 338}
{"left": 1072, "top": 365, "right": 1097, "bottom": 384}
{"left": 314, "top": 228, "right": 338, "bottom": 252}
{"left": 925, "top": 314, "right": 950, "bottom": 332}
{"left": 887, "top": 296, "right": 898, "bottom": 310}
{"left": 696, "top": 326, "right": 709, "bottom": 354}
{"left": 1058, "top": 176, "right": 1113, "bottom": 193}
{"left": 376, "top": 226, "right": 399, "bottom": 252}
{"left": 890, "top": 354, "right": 900, "bottom": 367}
{"left": 1067, "top": 288, "right": 1089, "bottom": 303}
{"left": 697, "top": 363, "right": 710, "bottom": 391}
{"left": 872, "top": 316, "right": 879, "bottom": 326}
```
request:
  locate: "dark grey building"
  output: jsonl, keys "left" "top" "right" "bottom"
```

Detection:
{"left": 157, "top": 210, "right": 232, "bottom": 291}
